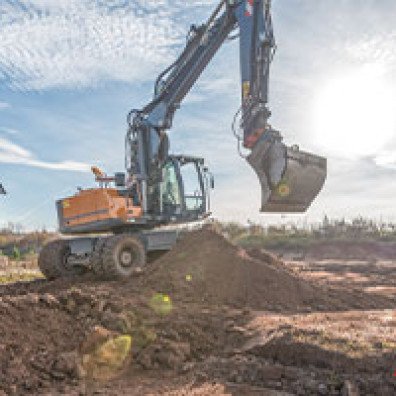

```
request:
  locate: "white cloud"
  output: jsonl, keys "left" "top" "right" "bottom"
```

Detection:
{"left": 0, "top": 137, "right": 90, "bottom": 172}
{"left": 0, "top": 0, "right": 216, "bottom": 90}
{"left": 0, "top": 102, "right": 10, "bottom": 110}
{"left": 0, "top": 127, "right": 19, "bottom": 135}
{"left": 374, "top": 151, "right": 396, "bottom": 170}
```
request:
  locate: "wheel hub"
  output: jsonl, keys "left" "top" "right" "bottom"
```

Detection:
{"left": 120, "top": 250, "right": 133, "bottom": 267}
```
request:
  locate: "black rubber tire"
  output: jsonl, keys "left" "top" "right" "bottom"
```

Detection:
{"left": 38, "top": 240, "right": 69, "bottom": 280}
{"left": 101, "top": 235, "right": 146, "bottom": 279}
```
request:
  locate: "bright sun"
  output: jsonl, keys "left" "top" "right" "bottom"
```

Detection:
{"left": 312, "top": 65, "right": 396, "bottom": 158}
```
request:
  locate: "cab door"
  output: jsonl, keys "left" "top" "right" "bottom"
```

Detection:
{"left": 160, "top": 160, "right": 183, "bottom": 217}
{"left": 179, "top": 161, "right": 206, "bottom": 218}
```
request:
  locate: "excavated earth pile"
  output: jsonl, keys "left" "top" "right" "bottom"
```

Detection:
{"left": 0, "top": 229, "right": 395, "bottom": 395}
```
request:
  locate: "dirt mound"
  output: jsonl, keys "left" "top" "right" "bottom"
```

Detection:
{"left": 0, "top": 229, "right": 394, "bottom": 395}
{"left": 144, "top": 229, "right": 334, "bottom": 311}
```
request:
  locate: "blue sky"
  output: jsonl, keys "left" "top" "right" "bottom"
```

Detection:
{"left": 1, "top": 0, "right": 396, "bottom": 230}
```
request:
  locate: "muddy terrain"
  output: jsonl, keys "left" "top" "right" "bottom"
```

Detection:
{"left": 0, "top": 228, "right": 395, "bottom": 395}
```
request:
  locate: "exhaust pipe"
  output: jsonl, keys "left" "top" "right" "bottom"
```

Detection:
{"left": 247, "top": 131, "right": 327, "bottom": 213}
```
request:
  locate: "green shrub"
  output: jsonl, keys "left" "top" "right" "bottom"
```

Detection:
{"left": 12, "top": 246, "right": 21, "bottom": 261}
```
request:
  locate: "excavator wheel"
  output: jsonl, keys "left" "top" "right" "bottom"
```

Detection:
{"left": 100, "top": 235, "right": 146, "bottom": 279}
{"left": 38, "top": 240, "right": 69, "bottom": 280}
{"left": 39, "top": 239, "right": 88, "bottom": 280}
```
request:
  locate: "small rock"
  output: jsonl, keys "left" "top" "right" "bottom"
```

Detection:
{"left": 226, "top": 325, "right": 247, "bottom": 334}
{"left": 242, "top": 308, "right": 251, "bottom": 316}
{"left": 373, "top": 341, "right": 382, "bottom": 350}
{"left": 65, "top": 298, "right": 77, "bottom": 313}
{"left": 50, "top": 371, "right": 66, "bottom": 380}
{"left": 79, "top": 303, "right": 91, "bottom": 314}
{"left": 52, "top": 351, "right": 81, "bottom": 378}
{"left": 0, "top": 301, "right": 9, "bottom": 313}
{"left": 25, "top": 293, "right": 39, "bottom": 305}
{"left": 80, "top": 326, "right": 115, "bottom": 355}
{"left": 40, "top": 293, "right": 59, "bottom": 307}
{"left": 284, "top": 366, "right": 300, "bottom": 380}
{"left": 180, "top": 361, "right": 195, "bottom": 373}
{"left": 261, "top": 365, "right": 284, "bottom": 380}
{"left": 97, "top": 299, "right": 106, "bottom": 312}
{"left": 193, "top": 371, "right": 209, "bottom": 384}
{"left": 235, "top": 374, "right": 244, "bottom": 384}
{"left": 318, "top": 383, "right": 328, "bottom": 395}
{"left": 101, "top": 311, "right": 125, "bottom": 332}
{"left": 342, "top": 380, "right": 359, "bottom": 396}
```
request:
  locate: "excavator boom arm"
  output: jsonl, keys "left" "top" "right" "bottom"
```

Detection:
{"left": 127, "top": 0, "right": 326, "bottom": 214}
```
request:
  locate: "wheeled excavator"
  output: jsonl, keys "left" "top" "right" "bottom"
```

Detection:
{"left": 38, "top": 0, "right": 327, "bottom": 280}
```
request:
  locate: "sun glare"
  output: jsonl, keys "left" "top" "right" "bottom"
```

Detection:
{"left": 312, "top": 65, "right": 396, "bottom": 158}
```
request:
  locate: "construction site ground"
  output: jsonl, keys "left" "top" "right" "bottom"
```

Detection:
{"left": 0, "top": 229, "right": 395, "bottom": 395}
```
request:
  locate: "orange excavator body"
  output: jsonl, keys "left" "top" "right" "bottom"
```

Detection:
{"left": 58, "top": 188, "right": 143, "bottom": 233}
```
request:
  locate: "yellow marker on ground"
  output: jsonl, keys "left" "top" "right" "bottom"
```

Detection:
{"left": 82, "top": 335, "right": 132, "bottom": 381}
{"left": 149, "top": 293, "right": 173, "bottom": 315}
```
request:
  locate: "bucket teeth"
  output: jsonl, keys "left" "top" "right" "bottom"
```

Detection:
{"left": 247, "top": 138, "right": 327, "bottom": 213}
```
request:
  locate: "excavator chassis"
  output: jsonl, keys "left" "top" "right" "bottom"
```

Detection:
{"left": 39, "top": 230, "right": 179, "bottom": 280}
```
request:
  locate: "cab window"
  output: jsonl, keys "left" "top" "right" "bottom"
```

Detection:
{"left": 179, "top": 162, "right": 204, "bottom": 211}
{"left": 162, "top": 161, "right": 181, "bottom": 207}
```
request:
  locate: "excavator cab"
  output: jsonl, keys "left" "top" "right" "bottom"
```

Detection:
{"left": 247, "top": 131, "right": 327, "bottom": 213}
{"left": 159, "top": 155, "right": 212, "bottom": 221}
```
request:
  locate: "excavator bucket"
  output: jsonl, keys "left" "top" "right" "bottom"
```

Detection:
{"left": 247, "top": 138, "right": 327, "bottom": 213}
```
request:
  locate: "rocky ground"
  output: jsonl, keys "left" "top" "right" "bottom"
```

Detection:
{"left": 0, "top": 229, "right": 395, "bottom": 395}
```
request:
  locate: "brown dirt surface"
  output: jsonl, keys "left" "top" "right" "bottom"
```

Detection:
{"left": 307, "top": 240, "right": 396, "bottom": 260}
{"left": 0, "top": 229, "right": 395, "bottom": 395}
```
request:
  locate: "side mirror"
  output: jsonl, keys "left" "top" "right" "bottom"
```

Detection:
{"left": 210, "top": 176, "right": 215, "bottom": 189}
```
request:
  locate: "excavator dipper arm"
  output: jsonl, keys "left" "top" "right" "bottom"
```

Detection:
{"left": 127, "top": 0, "right": 326, "bottom": 214}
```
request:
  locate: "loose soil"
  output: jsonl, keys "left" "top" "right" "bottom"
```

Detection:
{"left": 0, "top": 229, "right": 395, "bottom": 395}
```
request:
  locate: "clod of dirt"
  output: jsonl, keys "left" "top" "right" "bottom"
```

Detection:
{"left": 136, "top": 339, "right": 190, "bottom": 370}
{"left": 81, "top": 332, "right": 132, "bottom": 381}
